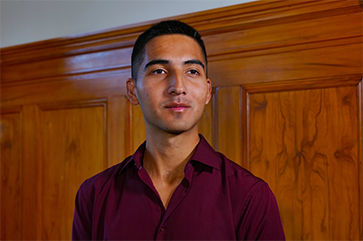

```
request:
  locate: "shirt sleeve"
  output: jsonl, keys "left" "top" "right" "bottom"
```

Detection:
{"left": 72, "top": 183, "right": 92, "bottom": 240}
{"left": 237, "top": 182, "right": 286, "bottom": 240}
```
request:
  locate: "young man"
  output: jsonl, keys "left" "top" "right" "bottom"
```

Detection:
{"left": 72, "top": 20, "right": 285, "bottom": 240}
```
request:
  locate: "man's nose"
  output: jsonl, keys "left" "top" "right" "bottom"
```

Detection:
{"left": 168, "top": 72, "right": 187, "bottom": 95}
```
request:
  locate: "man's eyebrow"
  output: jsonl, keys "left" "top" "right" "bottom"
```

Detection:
{"left": 184, "top": 59, "right": 205, "bottom": 69}
{"left": 144, "top": 59, "right": 205, "bottom": 70}
{"left": 144, "top": 59, "right": 170, "bottom": 70}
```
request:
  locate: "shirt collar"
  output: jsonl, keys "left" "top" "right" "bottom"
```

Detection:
{"left": 119, "top": 142, "right": 145, "bottom": 173}
{"left": 120, "top": 134, "right": 220, "bottom": 174}
{"left": 189, "top": 134, "right": 220, "bottom": 170}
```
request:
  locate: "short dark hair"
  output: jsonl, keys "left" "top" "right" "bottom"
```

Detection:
{"left": 131, "top": 20, "right": 208, "bottom": 80}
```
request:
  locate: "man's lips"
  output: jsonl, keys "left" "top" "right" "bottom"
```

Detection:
{"left": 164, "top": 103, "right": 190, "bottom": 112}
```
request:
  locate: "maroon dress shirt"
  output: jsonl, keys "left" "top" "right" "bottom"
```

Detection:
{"left": 72, "top": 135, "right": 285, "bottom": 240}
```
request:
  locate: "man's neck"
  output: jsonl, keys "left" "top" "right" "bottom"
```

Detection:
{"left": 142, "top": 130, "right": 200, "bottom": 184}
{"left": 142, "top": 129, "right": 200, "bottom": 208}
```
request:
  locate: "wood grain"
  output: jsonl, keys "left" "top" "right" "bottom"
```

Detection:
{"left": 359, "top": 80, "right": 363, "bottom": 239}
{"left": 248, "top": 86, "right": 360, "bottom": 240}
{"left": 39, "top": 104, "right": 107, "bottom": 239}
{"left": 1, "top": 1, "right": 361, "bottom": 89}
{"left": 108, "top": 96, "right": 129, "bottom": 166}
{"left": 0, "top": 111, "right": 22, "bottom": 240}
{"left": 198, "top": 95, "right": 213, "bottom": 146}
{"left": 21, "top": 106, "right": 39, "bottom": 239}
{"left": 214, "top": 86, "right": 243, "bottom": 166}
{"left": 131, "top": 104, "right": 146, "bottom": 152}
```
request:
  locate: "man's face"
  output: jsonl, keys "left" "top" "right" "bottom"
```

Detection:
{"left": 127, "top": 34, "right": 212, "bottom": 135}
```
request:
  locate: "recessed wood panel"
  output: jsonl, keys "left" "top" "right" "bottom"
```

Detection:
{"left": 248, "top": 86, "right": 359, "bottom": 240}
{"left": 39, "top": 104, "right": 107, "bottom": 240}
{"left": 0, "top": 111, "right": 22, "bottom": 240}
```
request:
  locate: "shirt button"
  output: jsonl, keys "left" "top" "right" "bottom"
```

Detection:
{"left": 159, "top": 227, "right": 165, "bottom": 232}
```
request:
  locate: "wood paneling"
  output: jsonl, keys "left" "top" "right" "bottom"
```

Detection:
{"left": 1, "top": 0, "right": 362, "bottom": 240}
{"left": 198, "top": 96, "right": 213, "bottom": 146}
{"left": 21, "top": 106, "right": 39, "bottom": 239}
{"left": 1, "top": 75, "right": 128, "bottom": 107}
{"left": 209, "top": 41, "right": 362, "bottom": 87}
{"left": 1, "top": 48, "right": 133, "bottom": 84}
{"left": 130, "top": 104, "right": 146, "bottom": 151}
{"left": 108, "top": 96, "right": 129, "bottom": 166}
{"left": 248, "top": 86, "right": 360, "bottom": 240}
{"left": 0, "top": 109, "right": 22, "bottom": 240}
{"left": 2, "top": 1, "right": 361, "bottom": 88}
{"left": 214, "top": 86, "right": 243, "bottom": 166}
{"left": 39, "top": 102, "right": 107, "bottom": 239}
{"left": 0, "top": 102, "right": 110, "bottom": 240}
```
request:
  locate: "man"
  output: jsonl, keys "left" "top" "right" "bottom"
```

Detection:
{"left": 72, "top": 20, "right": 285, "bottom": 240}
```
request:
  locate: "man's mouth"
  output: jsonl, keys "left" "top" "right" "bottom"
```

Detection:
{"left": 164, "top": 103, "right": 190, "bottom": 112}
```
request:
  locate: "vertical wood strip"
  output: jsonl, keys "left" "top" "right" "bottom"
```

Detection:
{"left": 212, "top": 90, "right": 219, "bottom": 151}
{"left": 198, "top": 96, "right": 213, "bottom": 146}
{"left": 131, "top": 105, "right": 146, "bottom": 151}
{"left": 215, "top": 86, "right": 243, "bottom": 166}
{"left": 241, "top": 88, "right": 248, "bottom": 169}
{"left": 108, "top": 96, "right": 128, "bottom": 166}
{"left": 358, "top": 80, "right": 363, "bottom": 241}
{"left": 22, "top": 105, "right": 39, "bottom": 239}
{"left": 103, "top": 101, "right": 109, "bottom": 169}
{"left": 126, "top": 100, "right": 133, "bottom": 156}
{"left": 37, "top": 104, "right": 44, "bottom": 240}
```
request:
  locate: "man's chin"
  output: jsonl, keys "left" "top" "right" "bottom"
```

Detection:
{"left": 164, "top": 128, "right": 187, "bottom": 135}
{"left": 162, "top": 124, "right": 197, "bottom": 136}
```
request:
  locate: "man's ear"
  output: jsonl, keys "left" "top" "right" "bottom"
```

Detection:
{"left": 126, "top": 78, "right": 139, "bottom": 105}
{"left": 205, "top": 78, "right": 212, "bottom": 105}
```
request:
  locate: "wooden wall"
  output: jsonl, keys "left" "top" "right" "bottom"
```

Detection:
{"left": 1, "top": 0, "right": 362, "bottom": 239}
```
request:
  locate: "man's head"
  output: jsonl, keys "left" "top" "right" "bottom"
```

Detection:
{"left": 131, "top": 20, "right": 207, "bottom": 81}
{"left": 127, "top": 20, "right": 211, "bottom": 136}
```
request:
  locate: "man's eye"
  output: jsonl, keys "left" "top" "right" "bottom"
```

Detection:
{"left": 151, "top": 69, "right": 166, "bottom": 74}
{"left": 188, "top": 69, "right": 200, "bottom": 75}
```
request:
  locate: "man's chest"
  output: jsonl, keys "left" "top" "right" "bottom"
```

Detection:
{"left": 92, "top": 178, "right": 237, "bottom": 240}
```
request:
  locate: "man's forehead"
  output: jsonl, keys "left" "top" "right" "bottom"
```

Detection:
{"left": 143, "top": 34, "right": 206, "bottom": 64}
